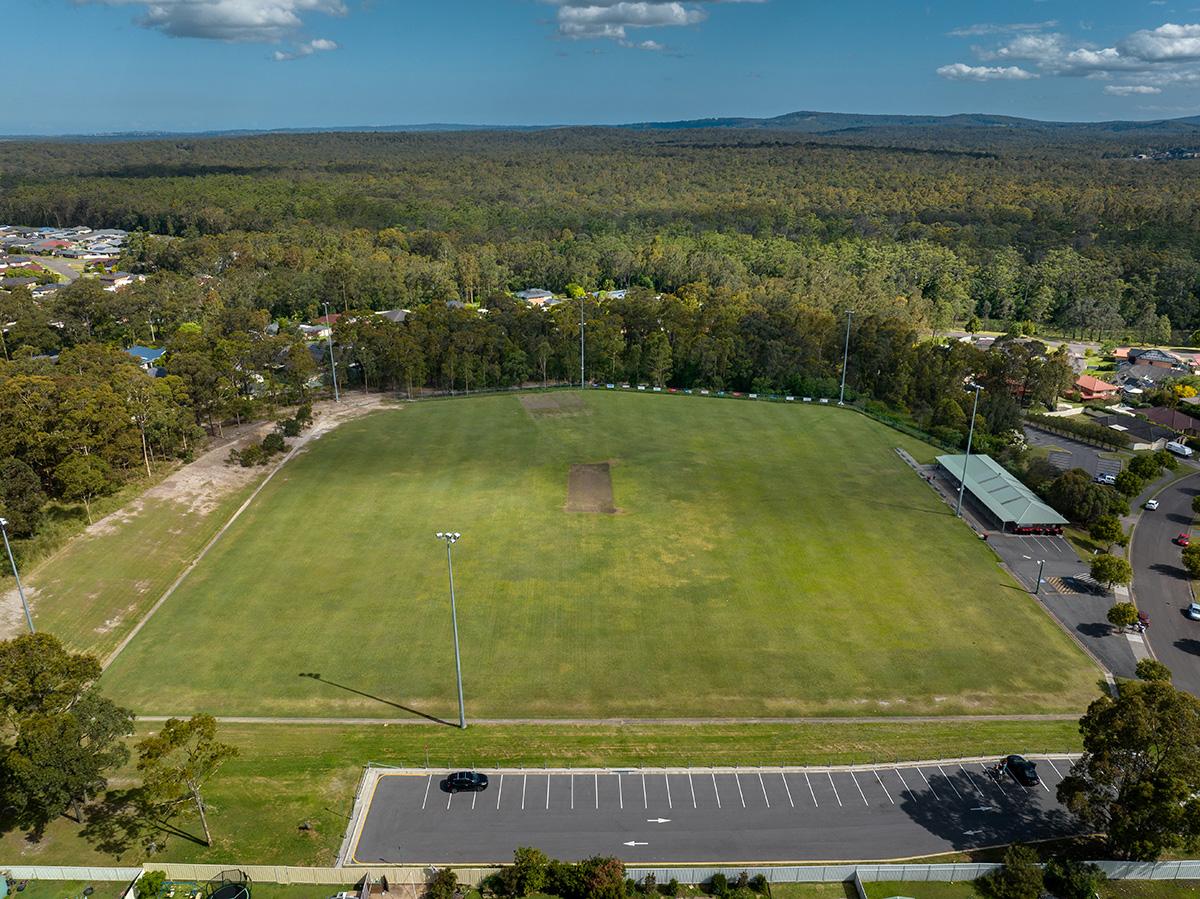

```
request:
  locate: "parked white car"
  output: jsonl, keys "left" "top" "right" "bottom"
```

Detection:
{"left": 1145, "top": 499, "right": 1160, "bottom": 511}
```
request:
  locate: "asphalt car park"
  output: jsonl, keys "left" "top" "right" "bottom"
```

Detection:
{"left": 1024, "top": 426, "right": 1121, "bottom": 478}
{"left": 345, "top": 757, "right": 1081, "bottom": 864}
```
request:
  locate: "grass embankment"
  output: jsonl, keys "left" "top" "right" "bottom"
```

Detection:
{"left": 102, "top": 392, "right": 1098, "bottom": 719}
{"left": 0, "top": 719, "right": 1083, "bottom": 866}
{"left": 28, "top": 486, "right": 259, "bottom": 660}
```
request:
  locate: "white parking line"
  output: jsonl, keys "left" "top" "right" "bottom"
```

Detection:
{"left": 617, "top": 773, "right": 624, "bottom": 809}
{"left": 422, "top": 775, "right": 432, "bottom": 810}
{"left": 546, "top": 774, "right": 551, "bottom": 810}
{"left": 916, "top": 767, "right": 941, "bottom": 801}
{"left": 641, "top": 772, "right": 648, "bottom": 809}
{"left": 850, "top": 771, "right": 868, "bottom": 805}
{"left": 827, "top": 772, "right": 843, "bottom": 807}
{"left": 571, "top": 774, "right": 574, "bottom": 810}
{"left": 711, "top": 772, "right": 722, "bottom": 809}
{"left": 594, "top": 773, "right": 598, "bottom": 810}
{"left": 894, "top": 768, "right": 914, "bottom": 799}
{"left": 936, "top": 765, "right": 963, "bottom": 800}
{"left": 758, "top": 772, "right": 770, "bottom": 808}
{"left": 735, "top": 773, "right": 747, "bottom": 808}
{"left": 873, "top": 770, "right": 894, "bottom": 805}
{"left": 781, "top": 773, "right": 795, "bottom": 808}
{"left": 447, "top": 789, "right": 455, "bottom": 809}
{"left": 804, "top": 772, "right": 818, "bottom": 807}
{"left": 959, "top": 764, "right": 983, "bottom": 796}
{"left": 689, "top": 772, "right": 697, "bottom": 809}
{"left": 472, "top": 790, "right": 477, "bottom": 810}
{"left": 981, "top": 763, "right": 1009, "bottom": 795}
{"left": 521, "top": 774, "right": 528, "bottom": 810}
{"left": 1046, "top": 759, "right": 1064, "bottom": 781}
{"left": 497, "top": 774, "right": 504, "bottom": 810}
{"left": 665, "top": 774, "right": 673, "bottom": 809}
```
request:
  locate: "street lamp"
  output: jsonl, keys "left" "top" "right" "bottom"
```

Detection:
{"left": 435, "top": 531, "right": 467, "bottom": 729}
{"left": 1035, "top": 559, "right": 1046, "bottom": 595}
{"left": 837, "top": 310, "right": 853, "bottom": 406}
{"left": 955, "top": 382, "right": 983, "bottom": 518}
{"left": 0, "top": 518, "right": 33, "bottom": 633}
{"left": 322, "top": 302, "right": 340, "bottom": 403}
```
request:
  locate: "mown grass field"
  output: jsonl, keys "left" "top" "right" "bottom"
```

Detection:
{"left": 99, "top": 391, "right": 1098, "bottom": 719}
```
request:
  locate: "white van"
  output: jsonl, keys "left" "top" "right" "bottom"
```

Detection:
{"left": 1166, "top": 440, "right": 1194, "bottom": 458}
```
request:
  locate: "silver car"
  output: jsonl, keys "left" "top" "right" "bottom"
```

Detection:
{"left": 1187, "top": 602, "right": 1200, "bottom": 621}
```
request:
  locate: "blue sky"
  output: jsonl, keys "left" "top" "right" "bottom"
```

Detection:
{"left": 7, "top": 1, "right": 1200, "bottom": 133}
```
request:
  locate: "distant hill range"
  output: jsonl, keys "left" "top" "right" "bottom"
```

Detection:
{"left": 621, "top": 110, "right": 1200, "bottom": 136}
{"left": 7, "top": 110, "right": 1200, "bottom": 141}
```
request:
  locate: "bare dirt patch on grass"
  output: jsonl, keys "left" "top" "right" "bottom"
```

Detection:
{"left": 566, "top": 462, "right": 616, "bottom": 513}
{"left": 520, "top": 392, "right": 588, "bottom": 417}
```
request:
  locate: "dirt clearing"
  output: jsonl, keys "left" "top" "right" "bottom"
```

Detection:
{"left": 520, "top": 392, "right": 588, "bottom": 417}
{"left": 566, "top": 462, "right": 616, "bottom": 514}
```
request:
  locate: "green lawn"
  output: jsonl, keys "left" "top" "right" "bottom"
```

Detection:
{"left": 99, "top": 392, "right": 1098, "bottom": 719}
{"left": 0, "top": 720, "right": 1083, "bottom": 866}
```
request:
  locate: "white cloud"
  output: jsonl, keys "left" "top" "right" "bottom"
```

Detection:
{"left": 84, "top": 0, "right": 346, "bottom": 43}
{"left": 947, "top": 21, "right": 1056, "bottom": 38}
{"left": 936, "top": 63, "right": 1038, "bottom": 81}
{"left": 273, "top": 37, "right": 338, "bottom": 60}
{"left": 945, "top": 19, "right": 1200, "bottom": 97}
{"left": 545, "top": 0, "right": 763, "bottom": 44}
{"left": 1104, "top": 84, "right": 1162, "bottom": 95}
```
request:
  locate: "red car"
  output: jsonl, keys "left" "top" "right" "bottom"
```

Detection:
{"left": 1176, "top": 533, "right": 1192, "bottom": 547}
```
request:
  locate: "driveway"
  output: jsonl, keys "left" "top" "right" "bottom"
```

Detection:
{"left": 346, "top": 759, "right": 1081, "bottom": 864}
{"left": 1130, "top": 473, "right": 1200, "bottom": 696}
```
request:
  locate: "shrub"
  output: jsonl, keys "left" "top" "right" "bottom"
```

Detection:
{"left": 974, "top": 844, "right": 1043, "bottom": 899}
{"left": 747, "top": 875, "right": 769, "bottom": 896}
{"left": 1042, "top": 857, "right": 1105, "bottom": 899}
{"left": 638, "top": 874, "right": 657, "bottom": 895}
{"left": 660, "top": 879, "right": 681, "bottom": 897}
{"left": 706, "top": 873, "right": 729, "bottom": 897}
{"left": 261, "top": 431, "right": 287, "bottom": 456}
{"left": 425, "top": 868, "right": 458, "bottom": 899}
{"left": 278, "top": 417, "right": 302, "bottom": 437}
{"left": 1136, "top": 658, "right": 1173, "bottom": 682}
{"left": 511, "top": 846, "right": 550, "bottom": 896}
{"left": 135, "top": 872, "right": 167, "bottom": 899}
{"left": 1107, "top": 601, "right": 1139, "bottom": 629}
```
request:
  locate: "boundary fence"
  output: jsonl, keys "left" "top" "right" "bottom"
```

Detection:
{"left": 5, "top": 860, "right": 1200, "bottom": 887}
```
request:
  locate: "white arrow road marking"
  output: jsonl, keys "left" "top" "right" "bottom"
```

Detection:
{"left": 964, "top": 830, "right": 984, "bottom": 837}
{"left": 623, "top": 841, "right": 649, "bottom": 847}
{"left": 971, "top": 805, "right": 999, "bottom": 812}
{"left": 647, "top": 817, "right": 671, "bottom": 823}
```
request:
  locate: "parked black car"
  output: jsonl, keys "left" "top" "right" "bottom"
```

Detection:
{"left": 443, "top": 771, "right": 490, "bottom": 793}
{"left": 1002, "top": 755, "right": 1040, "bottom": 788}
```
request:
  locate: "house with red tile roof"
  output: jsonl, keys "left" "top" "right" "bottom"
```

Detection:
{"left": 1074, "top": 374, "right": 1120, "bottom": 401}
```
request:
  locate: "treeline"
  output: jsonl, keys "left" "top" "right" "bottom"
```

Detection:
{"left": 0, "top": 128, "right": 1199, "bottom": 336}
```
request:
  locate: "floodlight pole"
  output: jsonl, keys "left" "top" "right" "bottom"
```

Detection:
{"left": 956, "top": 383, "right": 983, "bottom": 518}
{"left": 323, "top": 302, "right": 340, "bottom": 403}
{"left": 838, "top": 310, "right": 852, "bottom": 405}
{"left": 436, "top": 531, "right": 467, "bottom": 729}
{"left": 580, "top": 295, "right": 586, "bottom": 389}
{"left": 1035, "top": 559, "right": 1046, "bottom": 595}
{"left": 0, "top": 518, "right": 33, "bottom": 633}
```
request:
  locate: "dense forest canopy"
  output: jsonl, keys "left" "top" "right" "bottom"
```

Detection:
{"left": 0, "top": 125, "right": 1190, "bottom": 542}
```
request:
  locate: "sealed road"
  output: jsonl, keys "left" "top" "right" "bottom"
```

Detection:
{"left": 346, "top": 757, "right": 1081, "bottom": 864}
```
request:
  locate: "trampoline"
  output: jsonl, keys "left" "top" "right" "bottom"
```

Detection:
{"left": 204, "top": 871, "right": 251, "bottom": 899}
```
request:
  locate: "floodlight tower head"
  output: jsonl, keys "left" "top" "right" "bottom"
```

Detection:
{"left": 0, "top": 518, "right": 7, "bottom": 528}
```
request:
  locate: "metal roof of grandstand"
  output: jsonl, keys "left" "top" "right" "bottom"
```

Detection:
{"left": 936, "top": 453, "right": 1067, "bottom": 526}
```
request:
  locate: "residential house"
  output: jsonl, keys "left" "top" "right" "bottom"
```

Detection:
{"left": 1074, "top": 374, "right": 1119, "bottom": 401}
{"left": 298, "top": 323, "right": 332, "bottom": 341}
{"left": 126, "top": 345, "right": 166, "bottom": 373}
{"left": 1143, "top": 407, "right": 1200, "bottom": 437}
{"left": 0, "top": 277, "right": 37, "bottom": 291}
{"left": 1091, "top": 413, "right": 1175, "bottom": 451}
{"left": 100, "top": 271, "right": 140, "bottom": 292}
{"left": 376, "top": 309, "right": 410, "bottom": 323}
{"left": 1128, "top": 347, "right": 1186, "bottom": 369}
{"left": 1116, "top": 362, "right": 1181, "bottom": 388}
